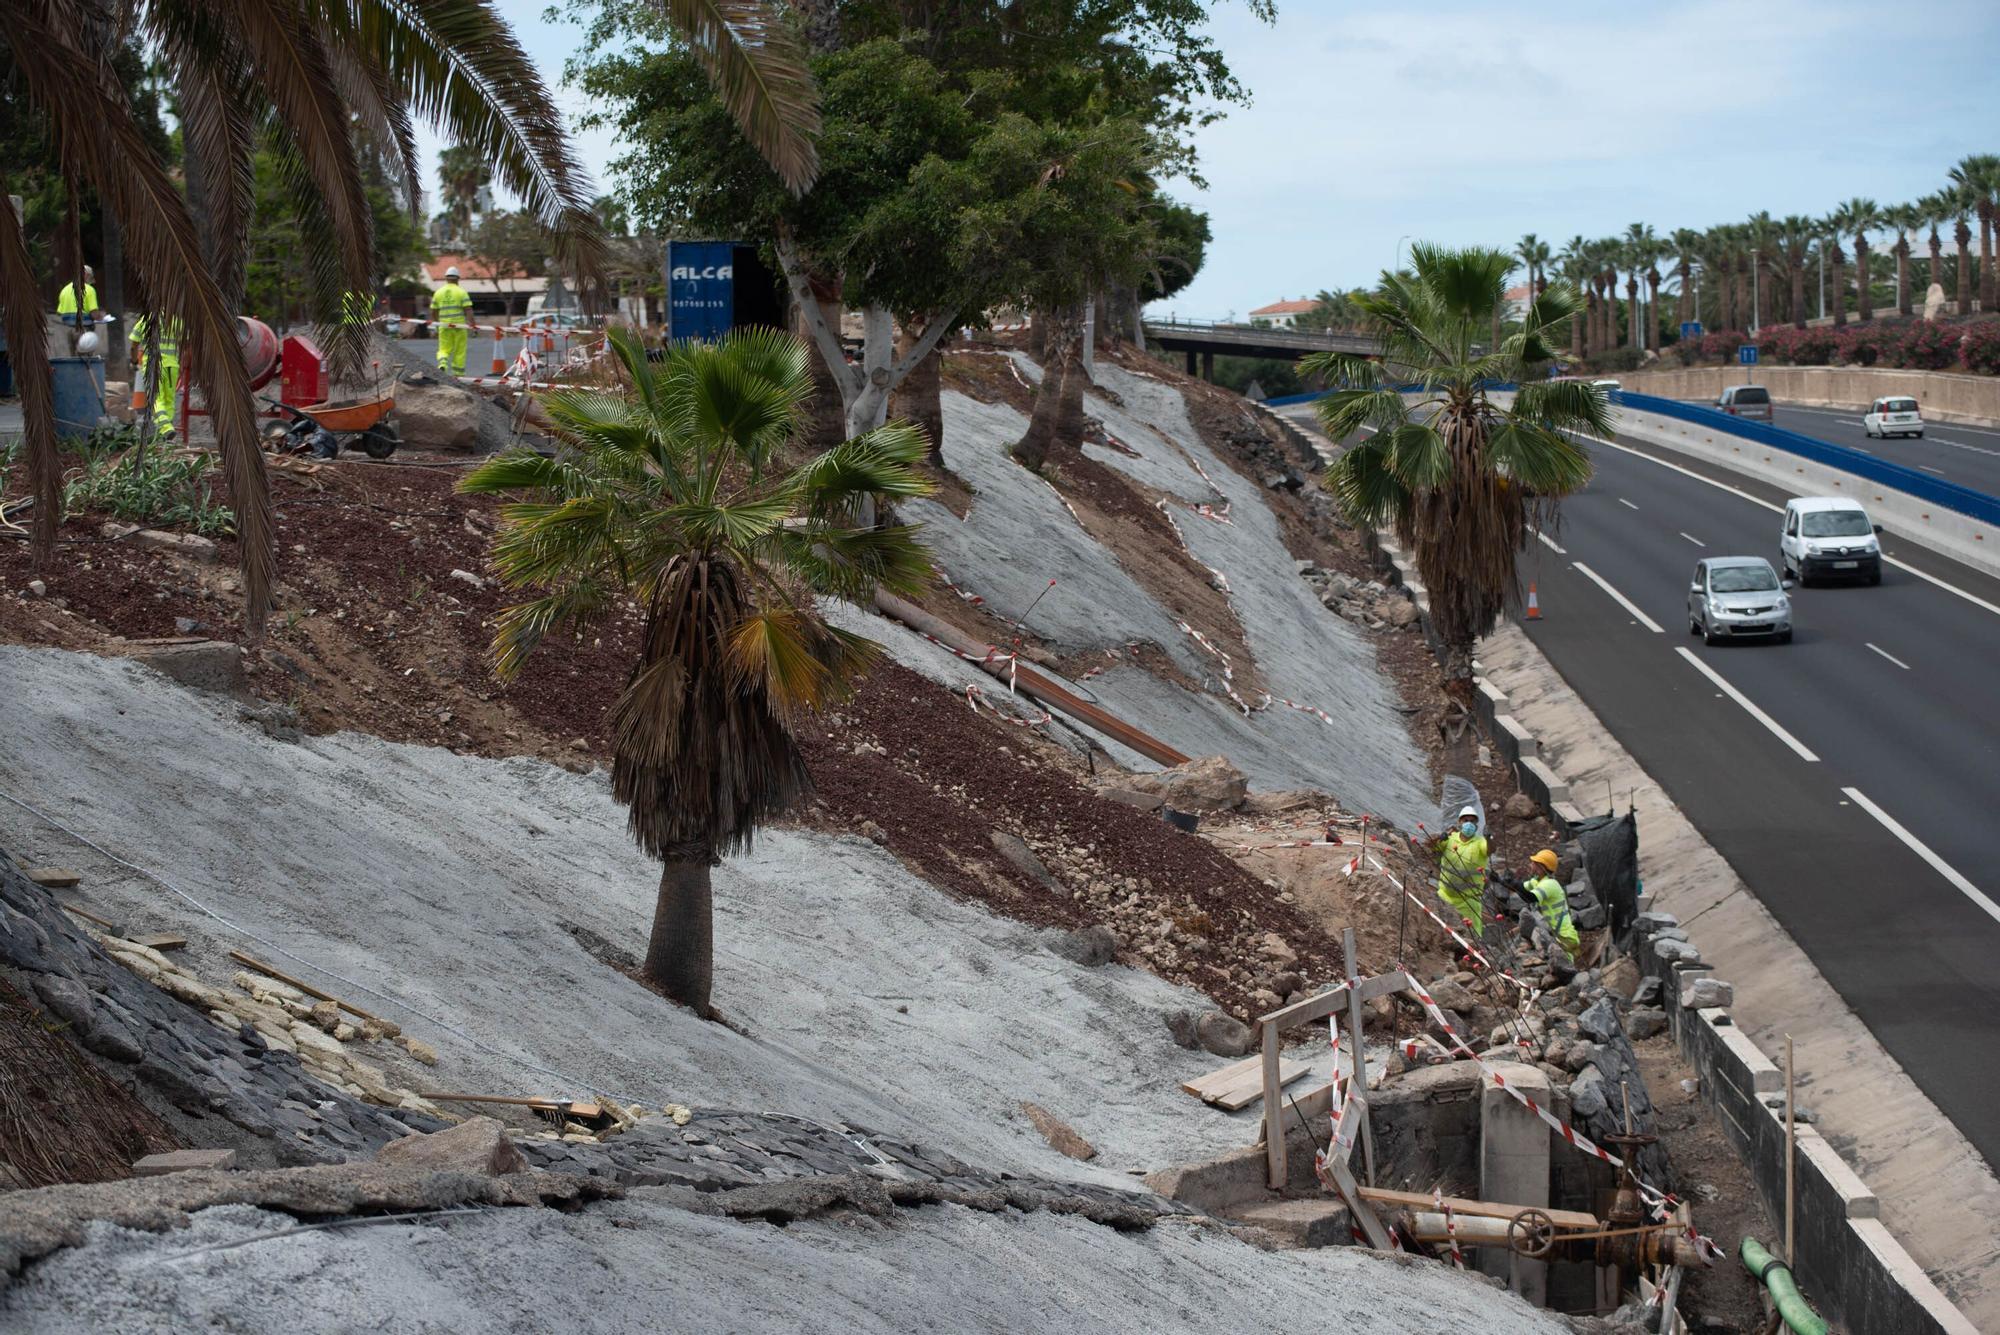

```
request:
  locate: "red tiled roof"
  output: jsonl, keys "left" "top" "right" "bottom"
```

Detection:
{"left": 1250, "top": 298, "right": 1319, "bottom": 316}
{"left": 422, "top": 254, "right": 531, "bottom": 282}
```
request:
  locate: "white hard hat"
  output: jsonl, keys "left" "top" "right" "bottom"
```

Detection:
{"left": 1457, "top": 805, "right": 1480, "bottom": 821}
{"left": 444, "top": 266, "right": 460, "bottom": 280}
{"left": 76, "top": 330, "right": 100, "bottom": 355}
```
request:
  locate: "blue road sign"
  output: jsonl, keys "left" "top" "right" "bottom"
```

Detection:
{"left": 1738, "top": 345, "right": 1759, "bottom": 366}
{"left": 1680, "top": 321, "right": 1704, "bottom": 339}
{"left": 667, "top": 240, "right": 737, "bottom": 342}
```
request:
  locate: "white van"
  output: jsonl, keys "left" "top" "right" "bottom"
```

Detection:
{"left": 1780, "top": 497, "right": 1883, "bottom": 586}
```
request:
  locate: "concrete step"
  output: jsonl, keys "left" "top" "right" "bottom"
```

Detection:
{"left": 1229, "top": 1197, "right": 1353, "bottom": 1249}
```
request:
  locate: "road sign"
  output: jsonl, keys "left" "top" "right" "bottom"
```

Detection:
{"left": 1680, "top": 321, "right": 1704, "bottom": 340}
{"left": 1738, "top": 345, "right": 1759, "bottom": 365}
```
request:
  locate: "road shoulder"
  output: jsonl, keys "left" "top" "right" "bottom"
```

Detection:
{"left": 1479, "top": 618, "right": 2000, "bottom": 1330}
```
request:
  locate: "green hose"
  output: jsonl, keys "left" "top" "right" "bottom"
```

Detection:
{"left": 1740, "top": 1236, "right": 1829, "bottom": 1335}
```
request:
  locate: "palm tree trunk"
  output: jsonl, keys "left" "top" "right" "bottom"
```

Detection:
{"left": 1928, "top": 233, "right": 1944, "bottom": 306}
{"left": 643, "top": 853, "right": 714, "bottom": 1014}
{"left": 1982, "top": 205, "right": 1997, "bottom": 312}
{"left": 1855, "top": 240, "right": 1874, "bottom": 321}
{"left": 1792, "top": 261, "right": 1807, "bottom": 329}
{"left": 1646, "top": 275, "right": 1661, "bottom": 351}
{"left": 890, "top": 317, "right": 946, "bottom": 469}
{"left": 1572, "top": 294, "right": 1587, "bottom": 361}
{"left": 794, "top": 274, "right": 848, "bottom": 452}
{"left": 1956, "top": 223, "right": 1973, "bottom": 315}
{"left": 1895, "top": 243, "right": 1911, "bottom": 318}
{"left": 1830, "top": 250, "right": 1848, "bottom": 327}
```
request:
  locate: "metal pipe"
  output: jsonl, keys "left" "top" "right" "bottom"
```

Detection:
{"left": 1741, "top": 1236, "right": 1828, "bottom": 1335}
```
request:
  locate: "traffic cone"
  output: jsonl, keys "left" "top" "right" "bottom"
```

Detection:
{"left": 1525, "top": 584, "right": 1542, "bottom": 620}
{"left": 489, "top": 326, "right": 506, "bottom": 377}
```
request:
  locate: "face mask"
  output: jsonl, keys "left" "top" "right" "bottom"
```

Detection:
{"left": 1461, "top": 821, "right": 1478, "bottom": 838}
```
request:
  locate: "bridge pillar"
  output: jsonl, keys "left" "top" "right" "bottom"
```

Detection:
{"left": 1185, "top": 349, "right": 1198, "bottom": 377}
{"left": 1201, "top": 350, "right": 1214, "bottom": 381}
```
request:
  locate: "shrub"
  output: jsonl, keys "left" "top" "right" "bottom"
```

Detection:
{"left": 1962, "top": 320, "right": 2000, "bottom": 375}
{"left": 1898, "top": 322, "right": 1962, "bottom": 371}
{"left": 1836, "top": 325, "right": 1896, "bottom": 367}
{"left": 63, "top": 446, "right": 236, "bottom": 536}
{"left": 1588, "top": 346, "right": 1644, "bottom": 373}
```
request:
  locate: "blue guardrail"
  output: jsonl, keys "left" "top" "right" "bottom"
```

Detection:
{"left": 1616, "top": 391, "right": 2000, "bottom": 528}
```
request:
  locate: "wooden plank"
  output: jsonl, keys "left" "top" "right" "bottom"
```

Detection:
{"left": 1324, "top": 1125, "right": 1394, "bottom": 1250}
{"left": 1209, "top": 1059, "right": 1309, "bottom": 1111}
{"left": 1342, "top": 929, "right": 1376, "bottom": 1187}
{"left": 229, "top": 949, "right": 388, "bottom": 1024}
{"left": 1256, "top": 982, "right": 1349, "bottom": 1033}
{"left": 1262, "top": 1021, "right": 1285, "bottom": 1189}
{"left": 59, "top": 902, "right": 127, "bottom": 937}
{"left": 131, "top": 933, "right": 188, "bottom": 952}
{"left": 1179, "top": 1055, "right": 1258, "bottom": 1100}
{"left": 1357, "top": 1187, "right": 1596, "bottom": 1231}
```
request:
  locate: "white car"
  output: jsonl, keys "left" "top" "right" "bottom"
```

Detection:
{"left": 1780, "top": 496, "right": 1883, "bottom": 586}
{"left": 1591, "top": 378, "right": 1622, "bottom": 393}
{"left": 1862, "top": 396, "right": 1923, "bottom": 439}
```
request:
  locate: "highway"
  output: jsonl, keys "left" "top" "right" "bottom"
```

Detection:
{"left": 1517, "top": 430, "right": 2000, "bottom": 1167}
{"left": 1677, "top": 394, "right": 2000, "bottom": 498}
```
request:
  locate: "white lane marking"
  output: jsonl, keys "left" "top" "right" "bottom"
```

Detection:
{"left": 1919, "top": 464, "right": 1947, "bottom": 475}
{"left": 1532, "top": 527, "right": 1566, "bottom": 555}
{"left": 1928, "top": 435, "right": 2000, "bottom": 458}
{"left": 1674, "top": 647, "right": 1820, "bottom": 762}
{"left": 1583, "top": 434, "right": 2000, "bottom": 620}
{"left": 1573, "top": 562, "right": 1665, "bottom": 633}
{"left": 1618, "top": 498, "right": 1640, "bottom": 510}
{"left": 1843, "top": 787, "right": 2000, "bottom": 924}
{"left": 1865, "top": 642, "right": 1911, "bottom": 670}
{"left": 1679, "top": 531, "right": 1706, "bottom": 547}
{"left": 1841, "top": 418, "right": 1867, "bottom": 427}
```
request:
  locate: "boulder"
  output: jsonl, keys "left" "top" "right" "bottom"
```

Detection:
{"left": 1625, "top": 1009, "right": 1668, "bottom": 1041}
{"left": 1269, "top": 971, "right": 1306, "bottom": 998}
{"left": 1102, "top": 755, "right": 1248, "bottom": 812}
{"left": 1631, "top": 977, "right": 1662, "bottom": 1007}
{"left": 389, "top": 373, "right": 488, "bottom": 451}
{"left": 376, "top": 1115, "right": 526, "bottom": 1176}
{"left": 1598, "top": 957, "right": 1641, "bottom": 1000}
{"left": 1681, "top": 977, "right": 1733, "bottom": 1010}
{"left": 1164, "top": 1010, "right": 1200, "bottom": 1050}
{"left": 1046, "top": 924, "right": 1119, "bottom": 968}
{"left": 1256, "top": 932, "right": 1298, "bottom": 970}
{"left": 991, "top": 831, "right": 1061, "bottom": 890}
{"left": 1503, "top": 792, "right": 1540, "bottom": 822}
{"left": 1577, "top": 997, "right": 1621, "bottom": 1043}
{"left": 1424, "top": 976, "right": 1477, "bottom": 1014}
{"left": 1195, "top": 1011, "right": 1254, "bottom": 1058}
{"left": 1570, "top": 1067, "right": 1609, "bottom": 1118}
{"left": 1653, "top": 939, "right": 1702, "bottom": 965}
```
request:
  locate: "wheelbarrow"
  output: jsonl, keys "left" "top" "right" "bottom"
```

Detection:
{"left": 261, "top": 392, "right": 399, "bottom": 459}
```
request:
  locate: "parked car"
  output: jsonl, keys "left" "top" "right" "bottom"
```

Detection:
{"left": 1863, "top": 396, "right": 1923, "bottom": 439}
{"left": 520, "top": 310, "right": 591, "bottom": 332}
{"left": 1716, "top": 384, "right": 1773, "bottom": 422}
{"left": 1688, "top": 556, "right": 1793, "bottom": 644}
{"left": 1591, "top": 378, "right": 1622, "bottom": 394}
{"left": 1780, "top": 496, "right": 1883, "bottom": 586}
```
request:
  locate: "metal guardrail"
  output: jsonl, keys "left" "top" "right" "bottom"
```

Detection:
{"left": 1616, "top": 391, "right": 2000, "bottom": 527}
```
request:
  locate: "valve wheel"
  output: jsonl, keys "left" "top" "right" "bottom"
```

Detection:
{"left": 1508, "top": 1208, "right": 1556, "bottom": 1259}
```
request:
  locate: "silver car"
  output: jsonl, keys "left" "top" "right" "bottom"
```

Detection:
{"left": 1689, "top": 556, "right": 1793, "bottom": 645}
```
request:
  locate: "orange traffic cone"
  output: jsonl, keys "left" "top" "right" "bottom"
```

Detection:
{"left": 1525, "top": 584, "right": 1542, "bottom": 620}
{"left": 489, "top": 326, "right": 506, "bottom": 377}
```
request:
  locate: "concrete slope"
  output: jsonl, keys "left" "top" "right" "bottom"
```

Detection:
{"left": 905, "top": 362, "right": 1428, "bottom": 825}
{"left": 0, "top": 1196, "right": 1569, "bottom": 1335}
{"left": 0, "top": 646, "right": 1291, "bottom": 1189}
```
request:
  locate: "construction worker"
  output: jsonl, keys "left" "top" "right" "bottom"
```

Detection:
{"left": 56, "top": 265, "right": 101, "bottom": 353}
{"left": 429, "top": 266, "right": 472, "bottom": 375}
{"left": 1435, "top": 805, "right": 1489, "bottom": 930}
{"left": 1519, "top": 849, "right": 1580, "bottom": 959}
{"left": 129, "top": 312, "right": 182, "bottom": 436}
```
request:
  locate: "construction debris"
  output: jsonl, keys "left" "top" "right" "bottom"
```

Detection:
{"left": 23, "top": 867, "right": 79, "bottom": 889}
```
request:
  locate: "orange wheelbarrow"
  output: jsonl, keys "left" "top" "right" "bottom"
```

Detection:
{"left": 261, "top": 392, "right": 400, "bottom": 459}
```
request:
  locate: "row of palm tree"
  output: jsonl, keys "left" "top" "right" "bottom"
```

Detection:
{"left": 1520, "top": 154, "right": 2000, "bottom": 363}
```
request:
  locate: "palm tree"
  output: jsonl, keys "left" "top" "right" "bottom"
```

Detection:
{"left": 437, "top": 146, "right": 493, "bottom": 244}
{"left": 1621, "top": 225, "right": 1651, "bottom": 352}
{"left": 1302, "top": 247, "right": 1602, "bottom": 690}
{"left": 1597, "top": 245, "right": 1619, "bottom": 356}
{"left": 1822, "top": 211, "right": 1851, "bottom": 327}
{"left": 7, "top": 1, "right": 820, "bottom": 633}
{"left": 1780, "top": 216, "right": 1815, "bottom": 329}
{"left": 1918, "top": 192, "right": 1949, "bottom": 303}
{"left": 1949, "top": 155, "right": 1999, "bottom": 312}
{"left": 1669, "top": 228, "right": 1703, "bottom": 328}
{"left": 461, "top": 329, "right": 934, "bottom": 1012}
{"left": 1704, "top": 227, "right": 1736, "bottom": 332}
{"left": 1836, "top": 198, "right": 1880, "bottom": 322}
{"left": 1744, "top": 212, "right": 1780, "bottom": 331}
{"left": 1883, "top": 202, "right": 1919, "bottom": 318}
{"left": 1559, "top": 236, "right": 1591, "bottom": 361}
{"left": 1946, "top": 191, "right": 1976, "bottom": 316}
{"left": 1516, "top": 233, "right": 1552, "bottom": 295}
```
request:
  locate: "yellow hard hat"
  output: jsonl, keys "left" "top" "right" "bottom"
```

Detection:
{"left": 1530, "top": 849, "right": 1559, "bottom": 873}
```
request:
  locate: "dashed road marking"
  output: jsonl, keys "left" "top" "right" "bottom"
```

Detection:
{"left": 1573, "top": 562, "right": 1665, "bottom": 633}
{"left": 1675, "top": 648, "right": 1819, "bottom": 762}
{"left": 1865, "top": 642, "right": 1911, "bottom": 670}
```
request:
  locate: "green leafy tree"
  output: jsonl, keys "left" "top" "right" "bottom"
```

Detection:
{"left": 467, "top": 210, "right": 549, "bottom": 317}
{"left": 1301, "top": 245, "right": 1605, "bottom": 689}
{"left": 461, "top": 329, "right": 935, "bottom": 1012}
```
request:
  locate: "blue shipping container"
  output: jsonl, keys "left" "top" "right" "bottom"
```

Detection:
{"left": 667, "top": 240, "right": 737, "bottom": 342}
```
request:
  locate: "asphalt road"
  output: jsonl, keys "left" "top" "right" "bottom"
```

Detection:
{"left": 1518, "top": 431, "right": 2000, "bottom": 1167}
{"left": 1681, "top": 394, "right": 2000, "bottom": 498}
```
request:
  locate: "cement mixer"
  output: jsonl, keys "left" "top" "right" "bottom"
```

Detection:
{"left": 237, "top": 317, "right": 280, "bottom": 389}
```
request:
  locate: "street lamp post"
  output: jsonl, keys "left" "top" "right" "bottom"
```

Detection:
{"left": 1395, "top": 235, "right": 1411, "bottom": 276}
{"left": 1752, "top": 262, "right": 1760, "bottom": 336}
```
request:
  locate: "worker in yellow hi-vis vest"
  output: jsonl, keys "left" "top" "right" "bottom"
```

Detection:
{"left": 1435, "top": 805, "right": 1490, "bottom": 931}
{"left": 429, "top": 267, "right": 472, "bottom": 375}
{"left": 129, "top": 313, "right": 182, "bottom": 435}
{"left": 56, "top": 266, "right": 101, "bottom": 353}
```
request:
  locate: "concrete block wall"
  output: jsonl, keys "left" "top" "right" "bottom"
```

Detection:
{"left": 1634, "top": 919, "right": 1976, "bottom": 1334}
{"left": 1609, "top": 364, "right": 2000, "bottom": 430}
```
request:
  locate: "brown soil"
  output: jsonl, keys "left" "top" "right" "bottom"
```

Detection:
{"left": 1632, "top": 1035, "right": 1775, "bottom": 1332}
{"left": 940, "top": 348, "right": 1038, "bottom": 416}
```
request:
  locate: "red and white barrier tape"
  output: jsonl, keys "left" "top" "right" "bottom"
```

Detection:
{"left": 1172, "top": 619, "right": 1260, "bottom": 716}
{"left": 964, "top": 684, "right": 1051, "bottom": 729}
{"left": 1043, "top": 478, "right": 1088, "bottom": 532}
{"left": 1436, "top": 1186, "right": 1464, "bottom": 1268}
{"left": 1151, "top": 500, "right": 1232, "bottom": 593}
{"left": 933, "top": 566, "right": 985, "bottom": 607}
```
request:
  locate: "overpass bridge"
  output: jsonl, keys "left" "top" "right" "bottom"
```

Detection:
{"left": 1142, "top": 318, "right": 1383, "bottom": 381}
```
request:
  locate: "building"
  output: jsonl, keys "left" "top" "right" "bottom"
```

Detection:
{"left": 420, "top": 255, "right": 546, "bottom": 318}
{"left": 1247, "top": 298, "right": 1319, "bottom": 329}
{"left": 1503, "top": 284, "right": 1533, "bottom": 322}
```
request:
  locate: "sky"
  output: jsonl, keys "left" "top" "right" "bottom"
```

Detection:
{"left": 423, "top": 0, "right": 2000, "bottom": 317}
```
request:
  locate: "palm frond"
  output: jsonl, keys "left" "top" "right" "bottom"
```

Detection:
{"left": 654, "top": 0, "right": 822, "bottom": 194}
{"left": 489, "top": 579, "right": 614, "bottom": 679}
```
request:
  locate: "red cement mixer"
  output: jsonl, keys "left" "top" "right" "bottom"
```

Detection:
{"left": 181, "top": 317, "right": 399, "bottom": 459}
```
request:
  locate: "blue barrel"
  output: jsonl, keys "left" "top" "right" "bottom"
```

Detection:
{"left": 51, "top": 356, "right": 106, "bottom": 438}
